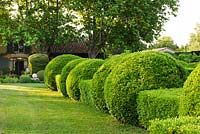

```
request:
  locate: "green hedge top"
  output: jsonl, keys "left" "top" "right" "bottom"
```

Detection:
{"left": 66, "top": 59, "right": 104, "bottom": 101}
{"left": 44, "top": 54, "right": 80, "bottom": 90}
{"left": 148, "top": 116, "right": 200, "bottom": 134}
{"left": 92, "top": 54, "right": 127, "bottom": 113}
{"left": 180, "top": 64, "right": 200, "bottom": 117}
{"left": 60, "top": 58, "right": 87, "bottom": 97}
{"left": 137, "top": 88, "right": 183, "bottom": 128}
{"left": 28, "top": 53, "right": 49, "bottom": 74}
{"left": 104, "top": 50, "right": 184, "bottom": 125}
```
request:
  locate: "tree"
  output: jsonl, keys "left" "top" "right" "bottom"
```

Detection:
{"left": 69, "top": 0, "right": 179, "bottom": 57}
{"left": 186, "top": 24, "right": 200, "bottom": 51}
{"left": 150, "top": 36, "right": 178, "bottom": 50}
{"left": 0, "top": 0, "right": 81, "bottom": 53}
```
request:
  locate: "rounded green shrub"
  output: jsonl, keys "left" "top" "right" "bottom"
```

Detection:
{"left": 28, "top": 53, "right": 49, "bottom": 74}
{"left": 37, "top": 70, "right": 44, "bottom": 81}
{"left": 104, "top": 50, "right": 185, "bottom": 125}
{"left": 44, "top": 54, "right": 80, "bottom": 91}
{"left": 60, "top": 58, "right": 86, "bottom": 97}
{"left": 19, "top": 75, "right": 32, "bottom": 83}
{"left": 66, "top": 59, "right": 104, "bottom": 101}
{"left": 179, "top": 64, "right": 200, "bottom": 117}
{"left": 92, "top": 54, "right": 127, "bottom": 113}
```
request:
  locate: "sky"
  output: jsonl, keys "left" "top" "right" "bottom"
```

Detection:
{"left": 162, "top": 0, "right": 200, "bottom": 46}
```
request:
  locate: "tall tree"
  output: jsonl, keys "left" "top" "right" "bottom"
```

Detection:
{"left": 186, "top": 24, "right": 200, "bottom": 51}
{"left": 69, "top": 0, "right": 179, "bottom": 57}
{"left": 0, "top": 0, "right": 81, "bottom": 53}
{"left": 150, "top": 36, "right": 178, "bottom": 50}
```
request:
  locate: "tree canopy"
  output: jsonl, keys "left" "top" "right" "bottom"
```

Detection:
{"left": 0, "top": 0, "right": 180, "bottom": 57}
{"left": 186, "top": 24, "right": 200, "bottom": 51}
{"left": 150, "top": 36, "right": 178, "bottom": 50}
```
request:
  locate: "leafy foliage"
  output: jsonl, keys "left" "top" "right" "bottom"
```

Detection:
{"left": 19, "top": 75, "right": 32, "bottom": 83}
{"left": 179, "top": 64, "right": 200, "bottom": 117}
{"left": 150, "top": 36, "right": 178, "bottom": 50}
{"left": 79, "top": 80, "right": 94, "bottom": 106}
{"left": 66, "top": 59, "right": 104, "bottom": 101}
{"left": 36, "top": 70, "right": 44, "bottom": 81}
{"left": 60, "top": 58, "right": 87, "bottom": 97}
{"left": 28, "top": 53, "right": 49, "bottom": 74}
{"left": 55, "top": 74, "right": 61, "bottom": 92}
{"left": 44, "top": 54, "right": 80, "bottom": 91}
{"left": 104, "top": 51, "right": 185, "bottom": 125}
{"left": 137, "top": 88, "right": 182, "bottom": 128}
{"left": 148, "top": 117, "right": 200, "bottom": 134}
{"left": 91, "top": 54, "right": 127, "bottom": 112}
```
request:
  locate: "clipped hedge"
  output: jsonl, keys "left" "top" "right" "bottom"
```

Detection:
{"left": 37, "top": 70, "right": 44, "bottom": 81}
{"left": 67, "top": 59, "right": 104, "bottom": 101}
{"left": 60, "top": 58, "right": 86, "bottom": 97}
{"left": 148, "top": 117, "right": 200, "bottom": 134}
{"left": 55, "top": 74, "right": 61, "bottom": 92}
{"left": 92, "top": 54, "right": 127, "bottom": 113}
{"left": 104, "top": 50, "right": 185, "bottom": 125}
{"left": 44, "top": 54, "right": 80, "bottom": 91}
{"left": 179, "top": 64, "right": 200, "bottom": 117}
{"left": 28, "top": 53, "right": 49, "bottom": 74}
{"left": 137, "top": 88, "right": 183, "bottom": 128}
{"left": 19, "top": 75, "right": 32, "bottom": 83}
{"left": 79, "top": 80, "right": 93, "bottom": 106}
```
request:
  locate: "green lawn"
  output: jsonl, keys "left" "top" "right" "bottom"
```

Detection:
{"left": 0, "top": 83, "right": 147, "bottom": 134}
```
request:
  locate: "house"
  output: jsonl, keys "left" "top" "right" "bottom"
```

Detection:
{"left": 152, "top": 47, "right": 177, "bottom": 54}
{"left": 0, "top": 42, "right": 90, "bottom": 75}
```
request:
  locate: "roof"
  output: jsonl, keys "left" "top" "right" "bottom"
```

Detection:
{"left": 153, "top": 47, "right": 176, "bottom": 54}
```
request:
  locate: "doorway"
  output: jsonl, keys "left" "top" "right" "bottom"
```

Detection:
{"left": 15, "top": 60, "right": 24, "bottom": 75}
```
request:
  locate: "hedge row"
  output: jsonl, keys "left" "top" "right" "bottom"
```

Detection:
{"left": 148, "top": 117, "right": 200, "bottom": 134}
{"left": 79, "top": 80, "right": 94, "bottom": 106}
{"left": 66, "top": 59, "right": 104, "bottom": 101}
{"left": 44, "top": 54, "right": 80, "bottom": 91}
{"left": 137, "top": 88, "right": 183, "bottom": 128}
{"left": 44, "top": 51, "right": 199, "bottom": 132}
{"left": 104, "top": 51, "right": 185, "bottom": 125}
{"left": 60, "top": 58, "right": 87, "bottom": 97}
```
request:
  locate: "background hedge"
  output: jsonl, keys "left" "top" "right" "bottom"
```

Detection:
{"left": 60, "top": 58, "right": 86, "bottom": 97}
{"left": 148, "top": 117, "right": 200, "bottom": 134}
{"left": 36, "top": 70, "right": 44, "bottom": 81}
{"left": 92, "top": 54, "right": 127, "bottom": 113}
{"left": 137, "top": 88, "right": 183, "bottom": 128}
{"left": 179, "top": 64, "right": 200, "bottom": 117}
{"left": 79, "top": 80, "right": 94, "bottom": 106}
{"left": 104, "top": 50, "right": 185, "bottom": 125}
{"left": 66, "top": 59, "right": 104, "bottom": 101}
{"left": 44, "top": 54, "right": 80, "bottom": 91}
{"left": 28, "top": 53, "right": 49, "bottom": 74}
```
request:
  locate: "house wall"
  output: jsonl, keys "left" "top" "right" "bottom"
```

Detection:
{"left": 0, "top": 57, "right": 9, "bottom": 68}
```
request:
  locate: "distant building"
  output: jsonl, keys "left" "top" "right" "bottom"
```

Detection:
{"left": 0, "top": 42, "right": 90, "bottom": 75}
{"left": 152, "top": 47, "right": 177, "bottom": 54}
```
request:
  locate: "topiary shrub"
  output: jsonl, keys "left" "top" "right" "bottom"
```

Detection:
{"left": 92, "top": 54, "right": 127, "bottom": 113}
{"left": 55, "top": 74, "right": 61, "bottom": 92}
{"left": 28, "top": 53, "right": 49, "bottom": 74}
{"left": 37, "top": 70, "right": 44, "bottom": 81}
{"left": 104, "top": 50, "right": 185, "bottom": 125}
{"left": 179, "top": 64, "right": 200, "bottom": 117}
{"left": 60, "top": 58, "right": 86, "bottom": 97}
{"left": 137, "top": 88, "right": 183, "bottom": 128}
{"left": 148, "top": 117, "right": 200, "bottom": 134}
{"left": 66, "top": 59, "right": 104, "bottom": 101}
{"left": 79, "top": 80, "right": 94, "bottom": 106}
{"left": 19, "top": 75, "right": 32, "bottom": 83}
{"left": 44, "top": 54, "right": 80, "bottom": 91}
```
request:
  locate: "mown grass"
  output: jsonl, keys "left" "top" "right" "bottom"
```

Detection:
{"left": 0, "top": 83, "right": 147, "bottom": 134}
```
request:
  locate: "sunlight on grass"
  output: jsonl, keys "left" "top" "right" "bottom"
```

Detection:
{"left": 0, "top": 83, "right": 147, "bottom": 134}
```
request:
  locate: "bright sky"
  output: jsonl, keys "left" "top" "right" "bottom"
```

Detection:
{"left": 162, "top": 0, "right": 200, "bottom": 46}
